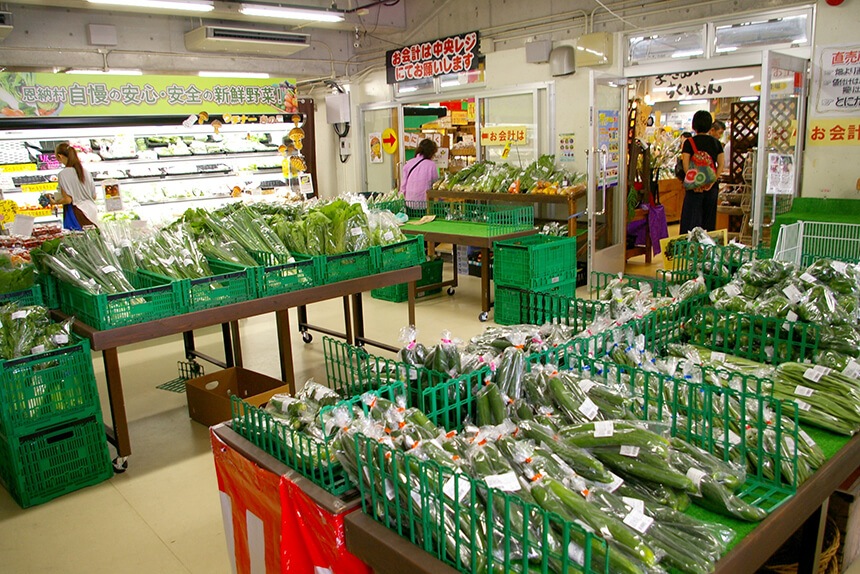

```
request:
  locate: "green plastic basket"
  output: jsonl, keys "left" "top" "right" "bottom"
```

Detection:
{"left": 493, "top": 234, "right": 579, "bottom": 289}
{"left": 230, "top": 381, "right": 407, "bottom": 495}
{"left": 494, "top": 280, "right": 588, "bottom": 326}
{"left": 307, "top": 248, "right": 377, "bottom": 285}
{"left": 375, "top": 235, "right": 425, "bottom": 274}
{"left": 323, "top": 336, "right": 406, "bottom": 397}
{"left": 35, "top": 274, "right": 58, "bottom": 309}
{"left": 684, "top": 307, "right": 819, "bottom": 365}
{"left": 371, "top": 198, "right": 406, "bottom": 214}
{"left": 0, "top": 284, "right": 43, "bottom": 307}
{"left": 249, "top": 250, "right": 316, "bottom": 298}
{"left": 0, "top": 414, "right": 112, "bottom": 508}
{"left": 667, "top": 240, "right": 770, "bottom": 289}
{"left": 182, "top": 259, "right": 257, "bottom": 312}
{"left": 57, "top": 270, "right": 182, "bottom": 330}
{"left": 0, "top": 337, "right": 99, "bottom": 438}
{"left": 371, "top": 258, "right": 443, "bottom": 303}
{"left": 352, "top": 431, "right": 610, "bottom": 574}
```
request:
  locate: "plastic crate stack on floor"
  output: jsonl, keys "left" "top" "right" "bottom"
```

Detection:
{"left": 493, "top": 234, "right": 580, "bottom": 325}
{"left": 0, "top": 290, "right": 112, "bottom": 508}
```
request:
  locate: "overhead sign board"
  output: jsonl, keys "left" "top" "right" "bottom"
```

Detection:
{"left": 386, "top": 31, "right": 480, "bottom": 85}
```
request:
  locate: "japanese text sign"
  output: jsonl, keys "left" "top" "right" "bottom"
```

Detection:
{"left": 480, "top": 126, "right": 527, "bottom": 146}
{"left": 386, "top": 32, "right": 480, "bottom": 84}
{"left": 807, "top": 118, "right": 860, "bottom": 146}
{"left": 649, "top": 66, "right": 761, "bottom": 102}
{"left": 0, "top": 72, "right": 297, "bottom": 117}
{"left": 817, "top": 46, "right": 860, "bottom": 112}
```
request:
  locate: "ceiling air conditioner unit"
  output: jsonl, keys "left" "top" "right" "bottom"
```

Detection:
{"left": 0, "top": 12, "right": 13, "bottom": 43}
{"left": 185, "top": 26, "right": 310, "bottom": 56}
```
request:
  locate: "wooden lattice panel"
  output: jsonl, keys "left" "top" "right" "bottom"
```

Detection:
{"left": 767, "top": 98, "right": 798, "bottom": 154}
{"left": 730, "top": 101, "right": 759, "bottom": 184}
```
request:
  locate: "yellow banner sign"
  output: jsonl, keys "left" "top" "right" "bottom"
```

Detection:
{"left": 451, "top": 110, "right": 468, "bottom": 125}
{"left": 480, "top": 126, "right": 527, "bottom": 146}
{"left": 21, "top": 182, "right": 57, "bottom": 193}
{"left": 807, "top": 118, "right": 860, "bottom": 146}
{"left": 0, "top": 164, "right": 37, "bottom": 173}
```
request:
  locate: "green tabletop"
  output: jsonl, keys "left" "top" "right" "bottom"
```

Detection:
{"left": 401, "top": 219, "right": 525, "bottom": 239}
{"left": 773, "top": 198, "right": 860, "bottom": 242}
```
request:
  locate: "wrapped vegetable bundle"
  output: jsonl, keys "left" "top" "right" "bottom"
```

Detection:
{"left": 41, "top": 230, "right": 134, "bottom": 295}
{"left": 0, "top": 303, "right": 73, "bottom": 360}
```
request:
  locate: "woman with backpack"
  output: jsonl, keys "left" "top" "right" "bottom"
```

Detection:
{"left": 679, "top": 111, "right": 724, "bottom": 234}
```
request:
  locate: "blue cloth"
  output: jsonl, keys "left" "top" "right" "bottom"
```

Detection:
{"left": 63, "top": 206, "right": 82, "bottom": 231}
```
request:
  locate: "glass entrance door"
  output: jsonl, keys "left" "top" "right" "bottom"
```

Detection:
{"left": 752, "top": 51, "right": 809, "bottom": 246}
{"left": 587, "top": 72, "right": 629, "bottom": 278}
{"left": 360, "top": 105, "right": 401, "bottom": 194}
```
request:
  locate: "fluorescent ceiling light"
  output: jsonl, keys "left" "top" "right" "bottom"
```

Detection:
{"left": 66, "top": 68, "right": 143, "bottom": 75}
{"left": 440, "top": 79, "right": 461, "bottom": 88}
{"left": 715, "top": 47, "right": 738, "bottom": 53}
{"left": 710, "top": 75, "right": 755, "bottom": 85}
{"left": 679, "top": 99, "right": 708, "bottom": 106}
{"left": 740, "top": 96, "right": 759, "bottom": 102}
{"left": 87, "top": 0, "right": 214, "bottom": 11}
{"left": 399, "top": 86, "right": 419, "bottom": 93}
{"left": 652, "top": 86, "right": 671, "bottom": 93}
{"left": 199, "top": 71, "right": 270, "bottom": 79}
{"left": 671, "top": 50, "right": 704, "bottom": 59}
{"left": 239, "top": 3, "right": 344, "bottom": 22}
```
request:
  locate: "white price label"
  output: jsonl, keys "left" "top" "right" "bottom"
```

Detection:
{"left": 843, "top": 360, "right": 860, "bottom": 379}
{"left": 101, "top": 265, "right": 117, "bottom": 274}
{"left": 620, "top": 445, "right": 640, "bottom": 458}
{"left": 593, "top": 421, "right": 614, "bottom": 438}
{"left": 443, "top": 472, "right": 471, "bottom": 502}
{"left": 800, "top": 272, "right": 817, "bottom": 283}
{"left": 786, "top": 310, "right": 798, "bottom": 322}
{"left": 351, "top": 227, "right": 362, "bottom": 236}
{"left": 622, "top": 496, "right": 645, "bottom": 514}
{"left": 484, "top": 471, "right": 521, "bottom": 492}
{"left": 794, "top": 384, "right": 815, "bottom": 397}
{"left": 724, "top": 284, "right": 741, "bottom": 298}
{"left": 813, "top": 365, "right": 832, "bottom": 375}
{"left": 51, "top": 334, "right": 69, "bottom": 345}
{"left": 11, "top": 310, "right": 28, "bottom": 320}
{"left": 578, "top": 380, "right": 596, "bottom": 393}
{"left": 30, "top": 345, "right": 45, "bottom": 355}
{"left": 783, "top": 285, "right": 803, "bottom": 304}
{"left": 383, "top": 231, "right": 395, "bottom": 241}
{"left": 385, "top": 479, "right": 395, "bottom": 500}
{"left": 799, "top": 429, "right": 814, "bottom": 444}
{"left": 785, "top": 436, "right": 796, "bottom": 454}
{"left": 552, "top": 276, "right": 560, "bottom": 284}
{"left": 728, "top": 430, "right": 742, "bottom": 446}
{"left": 686, "top": 468, "right": 707, "bottom": 489}
{"left": 623, "top": 510, "right": 654, "bottom": 534}
{"left": 567, "top": 543, "right": 585, "bottom": 565}
{"left": 551, "top": 453, "right": 576, "bottom": 476}
{"left": 120, "top": 240, "right": 132, "bottom": 248}
{"left": 578, "top": 398, "right": 600, "bottom": 421}
{"left": 796, "top": 399, "right": 812, "bottom": 412}
{"left": 833, "top": 261, "right": 849, "bottom": 273}
{"left": 604, "top": 472, "right": 623, "bottom": 493}
{"left": 711, "top": 351, "right": 726, "bottom": 364}
{"left": 803, "top": 368, "right": 823, "bottom": 383}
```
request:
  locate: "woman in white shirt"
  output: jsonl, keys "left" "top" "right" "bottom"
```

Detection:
{"left": 53, "top": 142, "right": 98, "bottom": 228}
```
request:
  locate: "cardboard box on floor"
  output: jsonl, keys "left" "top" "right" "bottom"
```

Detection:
{"left": 186, "top": 367, "right": 289, "bottom": 427}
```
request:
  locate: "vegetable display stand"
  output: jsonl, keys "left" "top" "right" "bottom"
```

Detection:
{"left": 0, "top": 337, "right": 100, "bottom": 438}
{"left": 0, "top": 414, "right": 112, "bottom": 508}
{"left": 56, "top": 269, "right": 182, "bottom": 330}
{"left": 405, "top": 201, "right": 534, "bottom": 237}
{"left": 375, "top": 235, "right": 424, "bottom": 274}
{"left": 493, "top": 280, "right": 582, "bottom": 326}
{"left": 371, "top": 258, "right": 443, "bottom": 303}
{"left": 0, "top": 284, "right": 43, "bottom": 307}
{"left": 493, "top": 233, "right": 580, "bottom": 290}
{"left": 249, "top": 250, "right": 316, "bottom": 298}
{"left": 773, "top": 221, "right": 860, "bottom": 267}
{"left": 667, "top": 240, "right": 770, "bottom": 289}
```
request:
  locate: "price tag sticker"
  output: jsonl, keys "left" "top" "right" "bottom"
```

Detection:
{"left": 385, "top": 478, "right": 395, "bottom": 500}
{"left": 383, "top": 231, "right": 395, "bottom": 241}
{"left": 443, "top": 472, "right": 471, "bottom": 502}
{"left": 351, "top": 227, "right": 362, "bottom": 236}
{"left": 833, "top": 261, "right": 848, "bottom": 273}
{"left": 711, "top": 351, "right": 726, "bottom": 364}
{"left": 578, "top": 398, "right": 600, "bottom": 421}
{"left": 619, "top": 445, "right": 640, "bottom": 458}
{"left": 30, "top": 345, "right": 45, "bottom": 355}
{"left": 728, "top": 430, "right": 742, "bottom": 446}
{"left": 622, "top": 496, "right": 645, "bottom": 514}
{"left": 604, "top": 472, "right": 623, "bottom": 493}
{"left": 567, "top": 543, "right": 585, "bottom": 565}
{"left": 52, "top": 334, "right": 69, "bottom": 345}
{"left": 686, "top": 468, "right": 707, "bottom": 490}
{"left": 799, "top": 429, "right": 814, "bottom": 444}
{"left": 843, "top": 360, "right": 860, "bottom": 379}
{"left": 484, "top": 471, "right": 521, "bottom": 492}
{"left": 786, "top": 310, "right": 798, "bottom": 322}
{"left": 794, "top": 384, "right": 815, "bottom": 397}
{"left": 796, "top": 399, "right": 812, "bottom": 412}
{"left": 578, "top": 380, "right": 596, "bottom": 393}
{"left": 593, "top": 420, "right": 614, "bottom": 438}
{"left": 552, "top": 276, "right": 560, "bottom": 284}
{"left": 803, "top": 368, "right": 823, "bottom": 383}
{"left": 101, "top": 265, "right": 117, "bottom": 274}
{"left": 813, "top": 365, "right": 832, "bottom": 375}
{"left": 783, "top": 284, "right": 804, "bottom": 304}
{"left": 623, "top": 510, "right": 654, "bottom": 534}
{"left": 800, "top": 272, "right": 818, "bottom": 284}
{"left": 724, "top": 283, "right": 741, "bottom": 298}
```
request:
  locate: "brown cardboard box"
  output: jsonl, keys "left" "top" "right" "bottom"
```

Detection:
{"left": 186, "top": 367, "right": 290, "bottom": 427}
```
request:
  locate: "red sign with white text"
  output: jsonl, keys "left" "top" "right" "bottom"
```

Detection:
{"left": 386, "top": 31, "right": 480, "bottom": 84}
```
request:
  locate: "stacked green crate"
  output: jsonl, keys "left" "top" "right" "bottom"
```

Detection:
{"left": 0, "top": 336, "right": 111, "bottom": 507}
{"left": 371, "top": 257, "right": 443, "bottom": 303}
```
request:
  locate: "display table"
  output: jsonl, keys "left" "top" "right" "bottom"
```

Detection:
{"left": 773, "top": 198, "right": 860, "bottom": 245}
{"left": 399, "top": 221, "right": 536, "bottom": 321}
{"left": 56, "top": 266, "right": 421, "bottom": 469}
{"left": 211, "top": 423, "right": 370, "bottom": 574}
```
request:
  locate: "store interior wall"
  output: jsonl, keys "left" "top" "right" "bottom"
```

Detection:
{"left": 801, "top": 0, "right": 860, "bottom": 199}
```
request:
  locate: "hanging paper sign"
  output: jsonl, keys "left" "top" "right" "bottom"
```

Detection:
{"left": 386, "top": 31, "right": 481, "bottom": 84}
{"left": 298, "top": 174, "right": 315, "bottom": 198}
{"left": 369, "top": 132, "right": 383, "bottom": 164}
{"left": 480, "top": 126, "right": 527, "bottom": 146}
{"left": 597, "top": 110, "right": 620, "bottom": 188}
{"left": 382, "top": 128, "right": 398, "bottom": 154}
{"left": 451, "top": 111, "right": 468, "bottom": 125}
{"left": 501, "top": 142, "right": 512, "bottom": 160}
{"left": 0, "top": 199, "right": 18, "bottom": 225}
{"left": 103, "top": 179, "right": 123, "bottom": 212}
{"left": 816, "top": 45, "right": 860, "bottom": 113}
{"left": 559, "top": 133, "right": 576, "bottom": 162}
{"left": 434, "top": 148, "right": 450, "bottom": 169}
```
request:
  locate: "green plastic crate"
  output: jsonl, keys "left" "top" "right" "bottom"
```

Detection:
{"left": 57, "top": 270, "right": 182, "bottom": 330}
{"left": 323, "top": 336, "right": 406, "bottom": 397}
{"left": 371, "top": 258, "right": 443, "bottom": 303}
{"left": 249, "top": 250, "right": 316, "bottom": 298}
{"left": 0, "top": 415, "right": 112, "bottom": 508}
{"left": 375, "top": 235, "right": 424, "bottom": 274}
{"left": 35, "top": 273, "right": 58, "bottom": 308}
{"left": 406, "top": 201, "right": 534, "bottom": 236}
{"left": 311, "top": 248, "right": 377, "bottom": 285}
{"left": 667, "top": 240, "right": 770, "bottom": 289}
{"left": 493, "top": 234, "right": 579, "bottom": 289}
{"left": 0, "top": 284, "right": 43, "bottom": 307}
{"left": 494, "top": 279, "right": 586, "bottom": 326}
{"left": 140, "top": 259, "right": 257, "bottom": 313}
{"left": 0, "top": 337, "right": 99, "bottom": 438}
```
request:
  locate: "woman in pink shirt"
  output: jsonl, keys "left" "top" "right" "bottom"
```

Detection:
{"left": 401, "top": 139, "right": 439, "bottom": 205}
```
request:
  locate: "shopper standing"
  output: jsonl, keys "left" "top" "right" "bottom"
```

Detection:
{"left": 400, "top": 138, "right": 439, "bottom": 205}
{"left": 679, "top": 111, "right": 724, "bottom": 234}
{"left": 53, "top": 142, "right": 99, "bottom": 228}
{"left": 674, "top": 132, "right": 693, "bottom": 181}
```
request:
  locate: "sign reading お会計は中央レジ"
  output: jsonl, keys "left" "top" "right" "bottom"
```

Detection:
{"left": 0, "top": 72, "right": 297, "bottom": 117}
{"left": 386, "top": 32, "right": 480, "bottom": 85}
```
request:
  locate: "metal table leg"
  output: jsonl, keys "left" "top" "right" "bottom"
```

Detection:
{"left": 275, "top": 309, "right": 296, "bottom": 394}
{"left": 102, "top": 348, "right": 131, "bottom": 472}
{"left": 479, "top": 246, "right": 491, "bottom": 322}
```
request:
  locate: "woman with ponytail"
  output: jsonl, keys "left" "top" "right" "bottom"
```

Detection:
{"left": 53, "top": 142, "right": 98, "bottom": 228}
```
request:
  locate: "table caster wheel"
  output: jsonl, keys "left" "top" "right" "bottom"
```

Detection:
{"left": 113, "top": 457, "right": 128, "bottom": 474}
{"left": 447, "top": 287, "right": 456, "bottom": 296}
{"left": 479, "top": 311, "right": 489, "bottom": 322}
{"left": 356, "top": 340, "right": 365, "bottom": 348}
{"left": 301, "top": 331, "right": 313, "bottom": 344}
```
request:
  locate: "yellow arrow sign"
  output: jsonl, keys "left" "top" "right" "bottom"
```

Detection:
{"left": 382, "top": 128, "right": 398, "bottom": 154}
